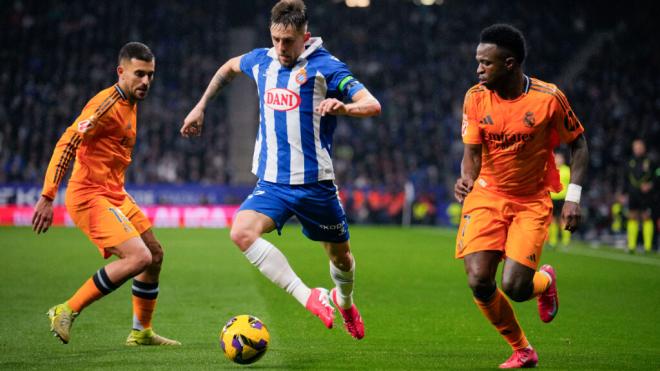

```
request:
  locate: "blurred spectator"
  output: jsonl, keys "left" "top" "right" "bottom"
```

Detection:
{"left": 2, "top": 0, "right": 658, "bottom": 234}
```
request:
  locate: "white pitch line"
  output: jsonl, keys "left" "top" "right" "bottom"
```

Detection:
{"left": 557, "top": 248, "right": 660, "bottom": 267}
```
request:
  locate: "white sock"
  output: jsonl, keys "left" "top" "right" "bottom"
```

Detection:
{"left": 132, "top": 314, "right": 144, "bottom": 331}
{"left": 330, "top": 259, "right": 355, "bottom": 309}
{"left": 244, "top": 238, "right": 311, "bottom": 306}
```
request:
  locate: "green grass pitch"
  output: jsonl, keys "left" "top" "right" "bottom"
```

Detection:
{"left": 1, "top": 226, "right": 659, "bottom": 370}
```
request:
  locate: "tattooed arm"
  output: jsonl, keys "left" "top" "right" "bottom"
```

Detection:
{"left": 181, "top": 56, "right": 242, "bottom": 137}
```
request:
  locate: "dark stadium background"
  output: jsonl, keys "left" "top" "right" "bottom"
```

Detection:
{"left": 1, "top": 0, "right": 658, "bottom": 246}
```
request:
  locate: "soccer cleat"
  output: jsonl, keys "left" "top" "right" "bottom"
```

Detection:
{"left": 330, "top": 288, "right": 365, "bottom": 339}
{"left": 499, "top": 347, "right": 539, "bottom": 368}
{"left": 47, "top": 303, "right": 78, "bottom": 344}
{"left": 126, "top": 328, "right": 181, "bottom": 346}
{"left": 305, "top": 288, "right": 334, "bottom": 329}
{"left": 537, "top": 264, "right": 559, "bottom": 323}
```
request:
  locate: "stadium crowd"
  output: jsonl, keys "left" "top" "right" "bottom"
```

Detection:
{"left": 2, "top": 1, "right": 658, "bottom": 241}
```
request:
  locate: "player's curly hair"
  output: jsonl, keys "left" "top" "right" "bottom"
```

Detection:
{"left": 271, "top": 0, "right": 307, "bottom": 31}
{"left": 118, "top": 42, "right": 154, "bottom": 64}
{"left": 480, "top": 24, "right": 526, "bottom": 64}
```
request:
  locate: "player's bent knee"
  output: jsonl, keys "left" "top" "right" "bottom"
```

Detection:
{"left": 467, "top": 275, "right": 496, "bottom": 300}
{"left": 501, "top": 280, "right": 531, "bottom": 302}
{"left": 229, "top": 227, "right": 258, "bottom": 250}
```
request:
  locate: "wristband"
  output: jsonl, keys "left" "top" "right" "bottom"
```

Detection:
{"left": 565, "top": 183, "right": 582, "bottom": 204}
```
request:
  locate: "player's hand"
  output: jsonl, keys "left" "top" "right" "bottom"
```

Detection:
{"left": 316, "top": 98, "right": 347, "bottom": 116}
{"left": 454, "top": 177, "right": 474, "bottom": 203}
{"left": 561, "top": 201, "right": 581, "bottom": 232}
{"left": 32, "top": 196, "right": 54, "bottom": 234}
{"left": 181, "top": 106, "right": 205, "bottom": 137}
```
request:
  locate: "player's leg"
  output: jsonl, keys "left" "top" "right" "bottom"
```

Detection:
{"left": 231, "top": 182, "right": 335, "bottom": 319}
{"left": 231, "top": 209, "right": 332, "bottom": 326}
{"left": 467, "top": 253, "right": 538, "bottom": 368}
{"left": 641, "top": 210, "right": 654, "bottom": 253}
{"left": 324, "top": 240, "right": 364, "bottom": 339}
{"left": 627, "top": 210, "right": 640, "bottom": 253}
{"left": 124, "top": 225, "right": 180, "bottom": 345}
{"left": 49, "top": 198, "right": 151, "bottom": 344}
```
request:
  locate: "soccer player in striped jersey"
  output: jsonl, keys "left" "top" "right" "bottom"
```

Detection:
{"left": 32, "top": 42, "right": 179, "bottom": 346}
{"left": 454, "top": 24, "right": 588, "bottom": 368}
{"left": 181, "top": 0, "right": 380, "bottom": 339}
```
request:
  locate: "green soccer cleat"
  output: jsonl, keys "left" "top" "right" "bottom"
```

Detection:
{"left": 126, "top": 328, "right": 181, "bottom": 346}
{"left": 47, "top": 303, "right": 78, "bottom": 344}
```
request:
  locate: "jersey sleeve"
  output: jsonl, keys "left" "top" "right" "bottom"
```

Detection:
{"left": 321, "top": 55, "right": 365, "bottom": 100}
{"left": 461, "top": 90, "right": 482, "bottom": 144}
{"left": 40, "top": 93, "right": 113, "bottom": 200}
{"left": 239, "top": 48, "right": 268, "bottom": 80}
{"left": 551, "top": 88, "right": 584, "bottom": 143}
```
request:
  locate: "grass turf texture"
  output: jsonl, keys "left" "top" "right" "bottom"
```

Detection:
{"left": 1, "top": 226, "right": 659, "bottom": 370}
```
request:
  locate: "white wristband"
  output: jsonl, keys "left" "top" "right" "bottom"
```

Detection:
{"left": 565, "top": 183, "right": 582, "bottom": 204}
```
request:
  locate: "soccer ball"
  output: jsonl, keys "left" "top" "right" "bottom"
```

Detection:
{"left": 219, "top": 315, "right": 270, "bottom": 364}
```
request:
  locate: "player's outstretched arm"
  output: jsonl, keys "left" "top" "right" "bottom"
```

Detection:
{"left": 181, "top": 56, "right": 243, "bottom": 137}
{"left": 455, "top": 144, "right": 482, "bottom": 203}
{"left": 315, "top": 89, "right": 381, "bottom": 118}
{"left": 561, "top": 134, "right": 588, "bottom": 232}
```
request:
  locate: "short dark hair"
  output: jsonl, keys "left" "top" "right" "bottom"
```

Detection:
{"left": 118, "top": 42, "right": 154, "bottom": 64}
{"left": 480, "top": 24, "right": 526, "bottom": 63}
{"left": 271, "top": 0, "right": 307, "bottom": 31}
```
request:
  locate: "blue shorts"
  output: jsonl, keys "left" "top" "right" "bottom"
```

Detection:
{"left": 239, "top": 180, "right": 350, "bottom": 243}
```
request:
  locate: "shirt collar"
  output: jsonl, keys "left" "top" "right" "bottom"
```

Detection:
{"left": 267, "top": 37, "right": 324, "bottom": 66}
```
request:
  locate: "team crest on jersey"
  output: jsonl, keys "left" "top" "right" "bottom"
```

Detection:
{"left": 294, "top": 68, "right": 307, "bottom": 85}
{"left": 77, "top": 118, "right": 94, "bottom": 133}
{"left": 265, "top": 88, "right": 301, "bottom": 111}
{"left": 523, "top": 111, "right": 536, "bottom": 127}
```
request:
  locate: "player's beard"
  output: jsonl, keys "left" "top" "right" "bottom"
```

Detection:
{"left": 133, "top": 87, "right": 149, "bottom": 101}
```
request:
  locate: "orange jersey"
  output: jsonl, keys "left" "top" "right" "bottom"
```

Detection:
{"left": 461, "top": 77, "right": 584, "bottom": 197}
{"left": 41, "top": 85, "right": 137, "bottom": 204}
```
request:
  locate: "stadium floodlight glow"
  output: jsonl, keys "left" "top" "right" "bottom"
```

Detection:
{"left": 414, "top": 0, "right": 444, "bottom": 5}
{"left": 345, "top": 0, "right": 370, "bottom": 7}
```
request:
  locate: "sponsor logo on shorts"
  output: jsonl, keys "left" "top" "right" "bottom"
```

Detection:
{"left": 319, "top": 222, "right": 347, "bottom": 235}
{"left": 265, "top": 88, "right": 301, "bottom": 111}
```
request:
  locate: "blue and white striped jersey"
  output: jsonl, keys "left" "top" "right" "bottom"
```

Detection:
{"left": 239, "top": 37, "right": 365, "bottom": 184}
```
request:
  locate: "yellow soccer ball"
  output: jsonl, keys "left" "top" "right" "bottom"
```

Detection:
{"left": 219, "top": 315, "right": 270, "bottom": 364}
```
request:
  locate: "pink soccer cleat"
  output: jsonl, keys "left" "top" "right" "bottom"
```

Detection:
{"left": 537, "top": 264, "right": 558, "bottom": 323}
{"left": 305, "top": 288, "right": 334, "bottom": 329}
{"left": 330, "top": 288, "right": 365, "bottom": 340}
{"left": 499, "top": 347, "right": 539, "bottom": 369}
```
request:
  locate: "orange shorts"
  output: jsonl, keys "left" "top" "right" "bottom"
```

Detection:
{"left": 455, "top": 184, "right": 552, "bottom": 269}
{"left": 66, "top": 195, "right": 152, "bottom": 258}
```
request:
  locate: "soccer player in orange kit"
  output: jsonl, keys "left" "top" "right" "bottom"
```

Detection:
{"left": 454, "top": 24, "right": 589, "bottom": 368}
{"left": 31, "top": 42, "right": 180, "bottom": 346}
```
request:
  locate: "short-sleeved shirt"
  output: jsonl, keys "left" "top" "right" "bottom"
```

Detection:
{"left": 41, "top": 85, "right": 138, "bottom": 205}
{"left": 239, "top": 37, "right": 364, "bottom": 185}
{"left": 461, "top": 76, "right": 584, "bottom": 197}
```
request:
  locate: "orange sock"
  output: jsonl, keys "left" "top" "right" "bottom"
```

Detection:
{"left": 474, "top": 288, "right": 529, "bottom": 350}
{"left": 131, "top": 280, "right": 159, "bottom": 330}
{"left": 532, "top": 271, "right": 551, "bottom": 297}
{"left": 67, "top": 267, "right": 119, "bottom": 312}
